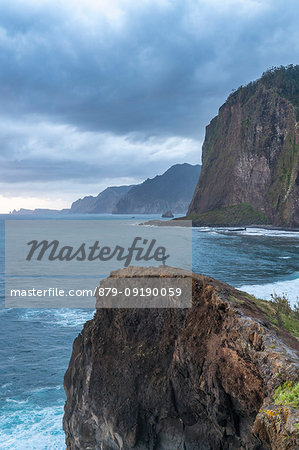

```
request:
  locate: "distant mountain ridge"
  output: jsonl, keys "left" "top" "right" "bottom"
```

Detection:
{"left": 70, "top": 185, "right": 134, "bottom": 213}
{"left": 10, "top": 208, "right": 67, "bottom": 215}
{"left": 11, "top": 163, "right": 201, "bottom": 216}
{"left": 113, "top": 163, "right": 201, "bottom": 214}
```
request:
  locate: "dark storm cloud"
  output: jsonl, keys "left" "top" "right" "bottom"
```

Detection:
{"left": 0, "top": 0, "right": 298, "bottom": 139}
{"left": 0, "top": 0, "right": 299, "bottom": 209}
{"left": 0, "top": 155, "right": 171, "bottom": 183}
{"left": 0, "top": 158, "right": 102, "bottom": 182}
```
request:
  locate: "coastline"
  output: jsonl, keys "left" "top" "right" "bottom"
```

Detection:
{"left": 141, "top": 218, "right": 299, "bottom": 232}
{"left": 1, "top": 214, "right": 298, "bottom": 448}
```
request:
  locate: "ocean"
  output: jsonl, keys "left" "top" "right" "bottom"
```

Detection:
{"left": 0, "top": 214, "right": 298, "bottom": 449}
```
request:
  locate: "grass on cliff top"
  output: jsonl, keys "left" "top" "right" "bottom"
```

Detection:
{"left": 245, "top": 293, "right": 299, "bottom": 340}
{"left": 183, "top": 203, "right": 269, "bottom": 227}
{"left": 227, "top": 64, "right": 299, "bottom": 121}
{"left": 273, "top": 381, "right": 299, "bottom": 408}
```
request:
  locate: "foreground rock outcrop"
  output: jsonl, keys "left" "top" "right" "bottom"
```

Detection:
{"left": 188, "top": 65, "right": 299, "bottom": 227}
{"left": 63, "top": 267, "right": 299, "bottom": 449}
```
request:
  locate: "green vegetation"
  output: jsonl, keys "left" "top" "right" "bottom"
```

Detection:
{"left": 227, "top": 65, "right": 299, "bottom": 120}
{"left": 229, "top": 295, "right": 244, "bottom": 305}
{"left": 271, "top": 293, "right": 295, "bottom": 315}
{"left": 261, "top": 65, "right": 299, "bottom": 121}
{"left": 182, "top": 203, "right": 269, "bottom": 227}
{"left": 273, "top": 381, "right": 299, "bottom": 408}
{"left": 245, "top": 293, "right": 299, "bottom": 340}
{"left": 246, "top": 294, "right": 280, "bottom": 326}
{"left": 266, "top": 127, "right": 299, "bottom": 224}
{"left": 271, "top": 293, "right": 299, "bottom": 338}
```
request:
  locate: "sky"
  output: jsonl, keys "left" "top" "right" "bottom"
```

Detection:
{"left": 0, "top": 0, "right": 299, "bottom": 212}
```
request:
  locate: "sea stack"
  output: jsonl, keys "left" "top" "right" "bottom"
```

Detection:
{"left": 162, "top": 210, "right": 174, "bottom": 218}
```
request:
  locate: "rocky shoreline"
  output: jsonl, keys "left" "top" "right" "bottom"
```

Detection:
{"left": 141, "top": 219, "right": 299, "bottom": 232}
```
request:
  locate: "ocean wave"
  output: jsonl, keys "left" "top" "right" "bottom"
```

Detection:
{"left": 50, "top": 309, "right": 95, "bottom": 327}
{"left": 193, "top": 227, "right": 212, "bottom": 232}
{"left": 0, "top": 405, "right": 65, "bottom": 450}
{"left": 232, "top": 227, "right": 299, "bottom": 238}
{"left": 238, "top": 276, "right": 299, "bottom": 306}
{"left": 0, "top": 308, "right": 14, "bottom": 315}
{"left": 20, "top": 308, "right": 94, "bottom": 328}
{"left": 25, "top": 385, "right": 63, "bottom": 395}
{"left": 5, "top": 398, "right": 29, "bottom": 405}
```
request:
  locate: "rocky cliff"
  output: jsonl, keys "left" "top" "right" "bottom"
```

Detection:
{"left": 63, "top": 267, "right": 299, "bottom": 449}
{"left": 188, "top": 65, "right": 299, "bottom": 227}
{"left": 113, "top": 163, "right": 201, "bottom": 214}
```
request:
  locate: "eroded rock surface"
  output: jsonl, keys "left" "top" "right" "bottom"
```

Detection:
{"left": 63, "top": 267, "right": 299, "bottom": 449}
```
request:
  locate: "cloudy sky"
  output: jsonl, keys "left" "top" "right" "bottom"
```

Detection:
{"left": 0, "top": 0, "right": 299, "bottom": 212}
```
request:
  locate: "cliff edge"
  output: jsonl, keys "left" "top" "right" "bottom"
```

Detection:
{"left": 63, "top": 267, "right": 299, "bottom": 449}
{"left": 188, "top": 65, "right": 299, "bottom": 227}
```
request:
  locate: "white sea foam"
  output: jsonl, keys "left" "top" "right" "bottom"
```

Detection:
{"left": 0, "top": 308, "right": 13, "bottom": 315}
{"left": 50, "top": 309, "right": 94, "bottom": 327}
{"left": 21, "top": 309, "right": 94, "bottom": 328}
{"left": 238, "top": 276, "right": 299, "bottom": 306}
{"left": 223, "top": 227, "right": 299, "bottom": 238}
{"left": 5, "top": 398, "right": 29, "bottom": 405}
{"left": 193, "top": 226, "right": 299, "bottom": 238}
{"left": 20, "top": 309, "right": 52, "bottom": 321}
{"left": 0, "top": 405, "right": 65, "bottom": 450}
{"left": 27, "top": 385, "right": 62, "bottom": 395}
{"left": 194, "top": 228, "right": 219, "bottom": 235}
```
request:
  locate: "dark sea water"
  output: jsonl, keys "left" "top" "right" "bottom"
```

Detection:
{"left": 0, "top": 214, "right": 298, "bottom": 449}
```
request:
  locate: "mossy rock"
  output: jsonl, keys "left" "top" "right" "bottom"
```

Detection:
{"left": 274, "top": 381, "right": 299, "bottom": 408}
{"left": 183, "top": 203, "right": 269, "bottom": 227}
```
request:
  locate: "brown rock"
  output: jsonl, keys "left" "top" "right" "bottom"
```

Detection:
{"left": 188, "top": 66, "right": 299, "bottom": 227}
{"left": 63, "top": 267, "right": 299, "bottom": 449}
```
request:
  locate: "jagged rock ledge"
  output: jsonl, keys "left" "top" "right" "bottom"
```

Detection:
{"left": 63, "top": 267, "right": 299, "bottom": 449}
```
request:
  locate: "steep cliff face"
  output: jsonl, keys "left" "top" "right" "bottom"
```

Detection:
{"left": 63, "top": 268, "right": 299, "bottom": 449}
{"left": 188, "top": 65, "right": 299, "bottom": 227}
